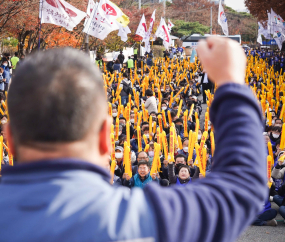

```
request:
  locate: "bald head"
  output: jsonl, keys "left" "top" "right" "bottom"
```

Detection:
{"left": 8, "top": 48, "right": 107, "bottom": 147}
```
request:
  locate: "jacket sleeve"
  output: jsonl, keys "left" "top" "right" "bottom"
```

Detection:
{"left": 271, "top": 166, "right": 285, "bottom": 179}
{"left": 168, "top": 163, "right": 177, "bottom": 184}
{"left": 143, "top": 84, "right": 267, "bottom": 242}
{"left": 122, "top": 177, "right": 134, "bottom": 188}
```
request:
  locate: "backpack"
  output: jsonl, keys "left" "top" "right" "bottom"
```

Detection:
{"left": 122, "top": 80, "right": 132, "bottom": 95}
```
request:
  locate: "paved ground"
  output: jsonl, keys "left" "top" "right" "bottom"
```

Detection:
{"left": 199, "top": 96, "right": 285, "bottom": 242}
{"left": 237, "top": 203, "right": 285, "bottom": 242}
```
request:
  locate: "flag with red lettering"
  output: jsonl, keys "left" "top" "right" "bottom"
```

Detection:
{"left": 136, "top": 14, "right": 147, "bottom": 39}
{"left": 40, "top": 0, "right": 86, "bottom": 31}
{"left": 168, "top": 19, "right": 174, "bottom": 32}
{"left": 155, "top": 17, "right": 171, "bottom": 50}
{"left": 83, "top": 0, "right": 129, "bottom": 40}
{"left": 143, "top": 10, "right": 156, "bottom": 52}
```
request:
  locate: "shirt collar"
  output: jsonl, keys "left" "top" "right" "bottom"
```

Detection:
{"left": 1, "top": 158, "right": 111, "bottom": 183}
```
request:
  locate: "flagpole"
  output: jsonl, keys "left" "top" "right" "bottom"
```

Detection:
{"left": 38, "top": 0, "right": 43, "bottom": 51}
{"left": 85, "top": 34, "right": 89, "bottom": 53}
{"left": 83, "top": 1, "right": 99, "bottom": 54}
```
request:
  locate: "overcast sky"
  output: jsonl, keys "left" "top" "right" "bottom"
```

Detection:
{"left": 224, "top": 0, "right": 247, "bottom": 11}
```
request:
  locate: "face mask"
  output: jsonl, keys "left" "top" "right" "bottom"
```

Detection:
{"left": 112, "top": 113, "right": 117, "bottom": 117}
{"left": 145, "top": 134, "right": 149, "bottom": 139}
{"left": 148, "top": 151, "right": 154, "bottom": 157}
{"left": 272, "top": 120, "right": 275, "bottom": 125}
{"left": 3, "top": 63, "right": 7, "bottom": 67}
{"left": 115, "top": 153, "right": 123, "bottom": 159}
{"left": 183, "top": 147, "right": 188, "bottom": 153}
{"left": 272, "top": 133, "right": 280, "bottom": 139}
{"left": 198, "top": 134, "right": 202, "bottom": 140}
{"left": 162, "top": 106, "right": 167, "bottom": 110}
{"left": 161, "top": 89, "right": 164, "bottom": 92}
{"left": 118, "top": 131, "right": 122, "bottom": 136}
{"left": 130, "top": 119, "right": 135, "bottom": 123}
{"left": 1, "top": 120, "right": 6, "bottom": 124}
{"left": 131, "top": 152, "right": 136, "bottom": 163}
{"left": 195, "top": 78, "right": 198, "bottom": 81}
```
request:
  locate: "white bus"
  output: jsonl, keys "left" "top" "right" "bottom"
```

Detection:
{"left": 182, "top": 34, "right": 242, "bottom": 49}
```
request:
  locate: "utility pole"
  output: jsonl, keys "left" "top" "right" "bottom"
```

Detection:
{"left": 210, "top": 7, "right": 212, "bottom": 35}
{"left": 84, "top": 34, "right": 89, "bottom": 54}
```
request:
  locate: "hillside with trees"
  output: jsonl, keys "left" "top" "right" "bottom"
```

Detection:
{"left": 0, "top": 0, "right": 259, "bottom": 54}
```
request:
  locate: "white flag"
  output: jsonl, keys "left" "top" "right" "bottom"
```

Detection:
{"left": 257, "top": 22, "right": 270, "bottom": 42}
{"left": 143, "top": 10, "right": 156, "bottom": 43}
{"left": 84, "top": 0, "right": 96, "bottom": 26}
{"left": 218, "top": 0, "right": 228, "bottom": 36}
{"left": 118, "top": 25, "right": 131, "bottom": 42}
{"left": 168, "top": 19, "right": 174, "bottom": 32}
{"left": 274, "top": 30, "right": 285, "bottom": 50}
{"left": 155, "top": 18, "right": 171, "bottom": 50}
{"left": 270, "top": 9, "right": 284, "bottom": 27}
{"left": 40, "top": 0, "right": 86, "bottom": 31}
{"left": 100, "top": 0, "right": 129, "bottom": 27}
{"left": 257, "top": 35, "right": 262, "bottom": 45}
{"left": 136, "top": 14, "right": 147, "bottom": 39}
{"left": 83, "top": 0, "right": 119, "bottom": 40}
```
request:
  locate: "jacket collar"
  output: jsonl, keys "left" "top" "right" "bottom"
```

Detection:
{"left": 1, "top": 158, "right": 111, "bottom": 183}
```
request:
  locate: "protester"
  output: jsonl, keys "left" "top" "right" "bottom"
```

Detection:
{"left": 123, "top": 160, "right": 159, "bottom": 188}
{"left": 0, "top": 37, "right": 269, "bottom": 242}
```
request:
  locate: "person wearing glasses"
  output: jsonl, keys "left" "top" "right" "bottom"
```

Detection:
{"left": 122, "top": 161, "right": 159, "bottom": 188}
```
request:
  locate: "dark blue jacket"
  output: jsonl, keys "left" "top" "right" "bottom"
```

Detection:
{"left": 0, "top": 84, "right": 267, "bottom": 242}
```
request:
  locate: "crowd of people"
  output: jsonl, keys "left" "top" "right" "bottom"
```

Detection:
{"left": 101, "top": 46, "right": 285, "bottom": 227}
{"left": 1, "top": 44, "right": 285, "bottom": 229}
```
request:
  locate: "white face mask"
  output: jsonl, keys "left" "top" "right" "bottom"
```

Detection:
{"left": 272, "top": 120, "right": 275, "bottom": 125}
{"left": 183, "top": 147, "right": 188, "bottom": 152}
{"left": 115, "top": 153, "right": 123, "bottom": 159}
{"left": 112, "top": 112, "right": 117, "bottom": 117}
{"left": 131, "top": 152, "right": 136, "bottom": 163}
{"left": 162, "top": 106, "right": 167, "bottom": 110}
{"left": 130, "top": 119, "right": 135, "bottom": 123}
{"left": 148, "top": 151, "right": 154, "bottom": 157}
{"left": 1, "top": 120, "right": 7, "bottom": 124}
{"left": 272, "top": 133, "right": 280, "bottom": 139}
{"left": 198, "top": 134, "right": 202, "bottom": 140}
{"left": 3, "top": 63, "right": 7, "bottom": 67}
{"left": 145, "top": 134, "right": 149, "bottom": 139}
{"left": 161, "top": 89, "right": 164, "bottom": 92}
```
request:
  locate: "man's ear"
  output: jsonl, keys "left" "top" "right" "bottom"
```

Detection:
{"left": 4, "top": 123, "right": 16, "bottom": 156}
{"left": 99, "top": 117, "right": 112, "bottom": 156}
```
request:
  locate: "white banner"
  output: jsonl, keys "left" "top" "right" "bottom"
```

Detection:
{"left": 84, "top": 0, "right": 95, "bottom": 26}
{"left": 136, "top": 14, "right": 147, "bottom": 39}
{"left": 155, "top": 17, "right": 171, "bottom": 50}
{"left": 40, "top": 0, "right": 86, "bottom": 31}
{"left": 143, "top": 9, "right": 156, "bottom": 53}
